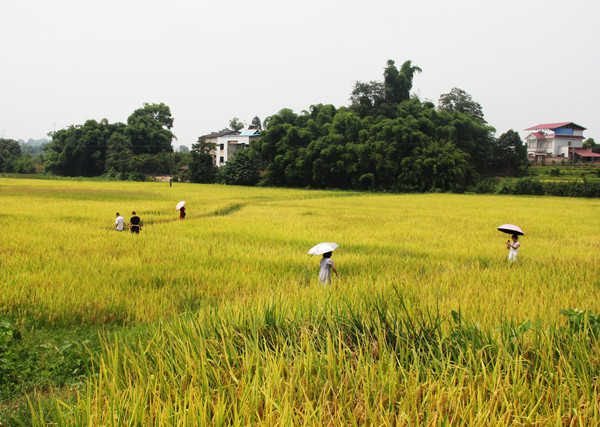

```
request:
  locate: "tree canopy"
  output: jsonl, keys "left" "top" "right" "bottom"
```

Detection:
{"left": 188, "top": 137, "right": 217, "bottom": 183}
{"left": 0, "top": 139, "right": 23, "bottom": 173}
{"left": 249, "top": 59, "right": 529, "bottom": 192}
{"left": 438, "top": 87, "right": 484, "bottom": 120}
{"left": 44, "top": 103, "right": 174, "bottom": 177}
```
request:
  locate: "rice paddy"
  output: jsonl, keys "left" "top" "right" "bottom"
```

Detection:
{"left": 1, "top": 177, "right": 600, "bottom": 425}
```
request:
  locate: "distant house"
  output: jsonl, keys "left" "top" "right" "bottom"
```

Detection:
{"left": 215, "top": 128, "right": 261, "bottom": 166}
{"left": 524, "top": 122, "right": 600, "bottom": 163}
{"left": 199, "top": 130, "right": 238, "bottom": 166}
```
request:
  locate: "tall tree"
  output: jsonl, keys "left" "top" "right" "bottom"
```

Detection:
{"left": 229, "top": 117, "right": 244, "bottom": 132}
{"left": 218, "top": 148, "right": 260, "bottom": 186}
{"left": 438, "top": 87, "right": 484, "bottom": 120}
{"left": 583, "top": 138, "right": 600, "bottom": 153}
{"left": 188, "top": 137, "right": 217, "bottom": 183}
{"left": 126, "top": 103, "right": 175, "bottom": 155}
{"left": 251, "top": 116, "right": 262, "bottom": 129}
{"left": 384, "top": 59, "right": 422, "bottom": 104}
{"left": 399, "top": 140, "right": 474, "bottom": 192}
{"left": 0, "top": 139, "right": 23, "bottom": 172}
{"left": 105, "top": 132, "right": 133, "bottom": 173}
{"left": 349, "top": 81, "right": 385, "bottom": 117}
{"left": 44, "top": 120, "right": 118, "bottom": 176}
{"left": 491, "top": 129, "right": 528, "bottom": 172}
{"left": 350, "top": 59, "right": 421, "bottom": 117}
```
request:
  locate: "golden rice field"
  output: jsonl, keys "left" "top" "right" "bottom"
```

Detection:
{"left": 1, "top": 177, "right": 600, "bottom": 425}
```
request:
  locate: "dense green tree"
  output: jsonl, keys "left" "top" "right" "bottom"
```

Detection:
{"left": 105, "top": 132, "right": 133, "bottom": 173}
{"left": 490, "top": 129, "right": 528, "bottom": 172}
{"left": 254, "top": 95, "right": 493, "bottom": 191}
{"left": 218, "top": 148, "right": 260, "bottom": 186}
{"left": 350, "top": 59, "right": 421, "bottom": 118}
{"left": 44, "top": 104, "right": 174, "bottom": 177}
{"left": 129, "top": 153, "right": 170, "bottom": 175}
{"left": 188, "top": 137, "right": 217, "bottom": 183}
{"left": 583, "top": 138, "right": 600, "bottom": 153}
{"left": 438, "top": 87, "right": 484, "bottom": 120}
{"left": 126, "top": 103, "right": 174, "bottom": 155}
{"left": 385, "top": 59, "right": 422, "bottom": 104}
{"left": 229, "top": 117, "right": 244, "bottom": 132}
{"left": 15, "top": 155, "right": 36, "bottom": 174}
{"left": 0, "top": 139, "right": 22, "bottom": 172}
{"left": 251, "top": 116, "right": 262, "bottom": 129}
{"left": 44, "top": 120, "right": 119, "bottom": 176}
{"left": 399, "top": 140, "right": 474, "bottom": 192}
{"left": 349, "top": 80, "right": 385, "bottom": 118}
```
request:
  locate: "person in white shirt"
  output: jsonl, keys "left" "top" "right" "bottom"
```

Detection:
{"left": 115, "top": 212, "right": 125, "bottom": 231}
{"left": 507, "top": 234, "right": 520, "bottom": 262}
{"left": 318, "top": 251, "right": 339, "bottom": 284}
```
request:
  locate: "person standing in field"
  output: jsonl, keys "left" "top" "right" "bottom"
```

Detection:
{"left": 319, "top": 251, "right": 339, "bottom": 284}
{"left": 115, "top": 212, "right": 125, "bottom": 231}
{"left": 179, "top": 206, "right": 186, "bottom": 220}
{"left": 507, "top": 234, "right": 520, "bottom": 262}
{"left": 129, "top": 211, "right": 142, "bottom": 234}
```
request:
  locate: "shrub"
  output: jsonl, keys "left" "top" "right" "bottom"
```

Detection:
{"left": 512, "top": 178, "right": 545, "bottom": 195}
{"left": 474, "top": 179, "right": 497, "bottom": 194}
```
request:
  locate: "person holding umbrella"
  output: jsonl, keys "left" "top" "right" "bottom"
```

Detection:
{"left": 308, "top": 243, "right": 340, "bottom": 285}
{"left": 497, "top": 224, "right": 523, "bottom": 262}
{"left": 507, "top": 235, "right": 520, "bottom": 262}
{"left": 176, "top": 201, "right": 186, "bottom": 220}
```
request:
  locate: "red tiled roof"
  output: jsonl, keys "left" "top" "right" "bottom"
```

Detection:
{"left": 524, "top": 122, "right": 586, "bottom": 131}
{"left": 531, "top": 132, "right": 545, "bottom": 138}
{"left": 573, "top": 149, "right": 600, "bottom": 158}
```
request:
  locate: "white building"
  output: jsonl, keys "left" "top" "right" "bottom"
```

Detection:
{"left": 215, "top": 129, "right": 261, "bottom": 166}
{"left": 524, "top": 122, "right": 592, "bottom": 162}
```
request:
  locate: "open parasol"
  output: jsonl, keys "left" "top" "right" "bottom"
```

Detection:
{"left": 307, "top": 242, "right": 339, "bottom": 255}
{"left": 497, "top": 224, "right": 524, "bottom": 236}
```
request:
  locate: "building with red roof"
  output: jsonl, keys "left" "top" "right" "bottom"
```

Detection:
{"left": 524, "top": 122, "right": 592, "bottom": 162}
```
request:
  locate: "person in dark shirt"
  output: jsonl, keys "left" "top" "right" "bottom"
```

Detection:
{"left": 129, "top": 211, "right": 142, "bottom": 234}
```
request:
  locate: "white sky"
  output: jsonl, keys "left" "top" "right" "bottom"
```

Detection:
{"left": 1, "top": 0, "right": 599, "bottom": 148}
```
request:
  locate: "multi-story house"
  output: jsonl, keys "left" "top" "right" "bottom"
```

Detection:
{"left": 524, "top": 122, "right": 599, "bottom": 162}
{"left": 215, "top": 128, "right": 261, "bottom": 166}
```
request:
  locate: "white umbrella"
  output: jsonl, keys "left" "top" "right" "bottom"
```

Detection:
{"left": 307, "top": 242, "right": 339, "bottom": 255}
{"left": 176, "top": 201, "right": 185, "bottom": 210}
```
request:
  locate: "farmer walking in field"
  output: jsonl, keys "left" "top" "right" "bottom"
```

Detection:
{"left": 129, "top": 211, "right": 142, "bottom": 234}
{"left": 115, "top": 212, "right": 125, "bottom": 231}
{"left": 176, "top": 201, "right": 186, "bottom": 220}
{"left": 319, "top": 251, "right": 339, "bottom": 284}
{"left": 307, "top": 243, "right": 340, "bottom": 285}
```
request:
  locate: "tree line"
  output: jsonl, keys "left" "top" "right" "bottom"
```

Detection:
{"left": 2, "top": 59, "right": 530, "bottom": 192}
{"left": 214, "top": 59, "right": 527, "bottom": 191}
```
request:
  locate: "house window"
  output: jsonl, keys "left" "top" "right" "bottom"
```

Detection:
{"left": 219, "top": 156, "right": 224, "bottom": 163}
{"left": 568, "top": 141, "right": 571, "bottom": 146}
{"left": 220, "top": 144, "right": 224, "bottom": 150}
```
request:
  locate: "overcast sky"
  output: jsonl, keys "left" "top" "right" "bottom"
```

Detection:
{"left": 1, "top": 0, "right": 598, "bottom": 148}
